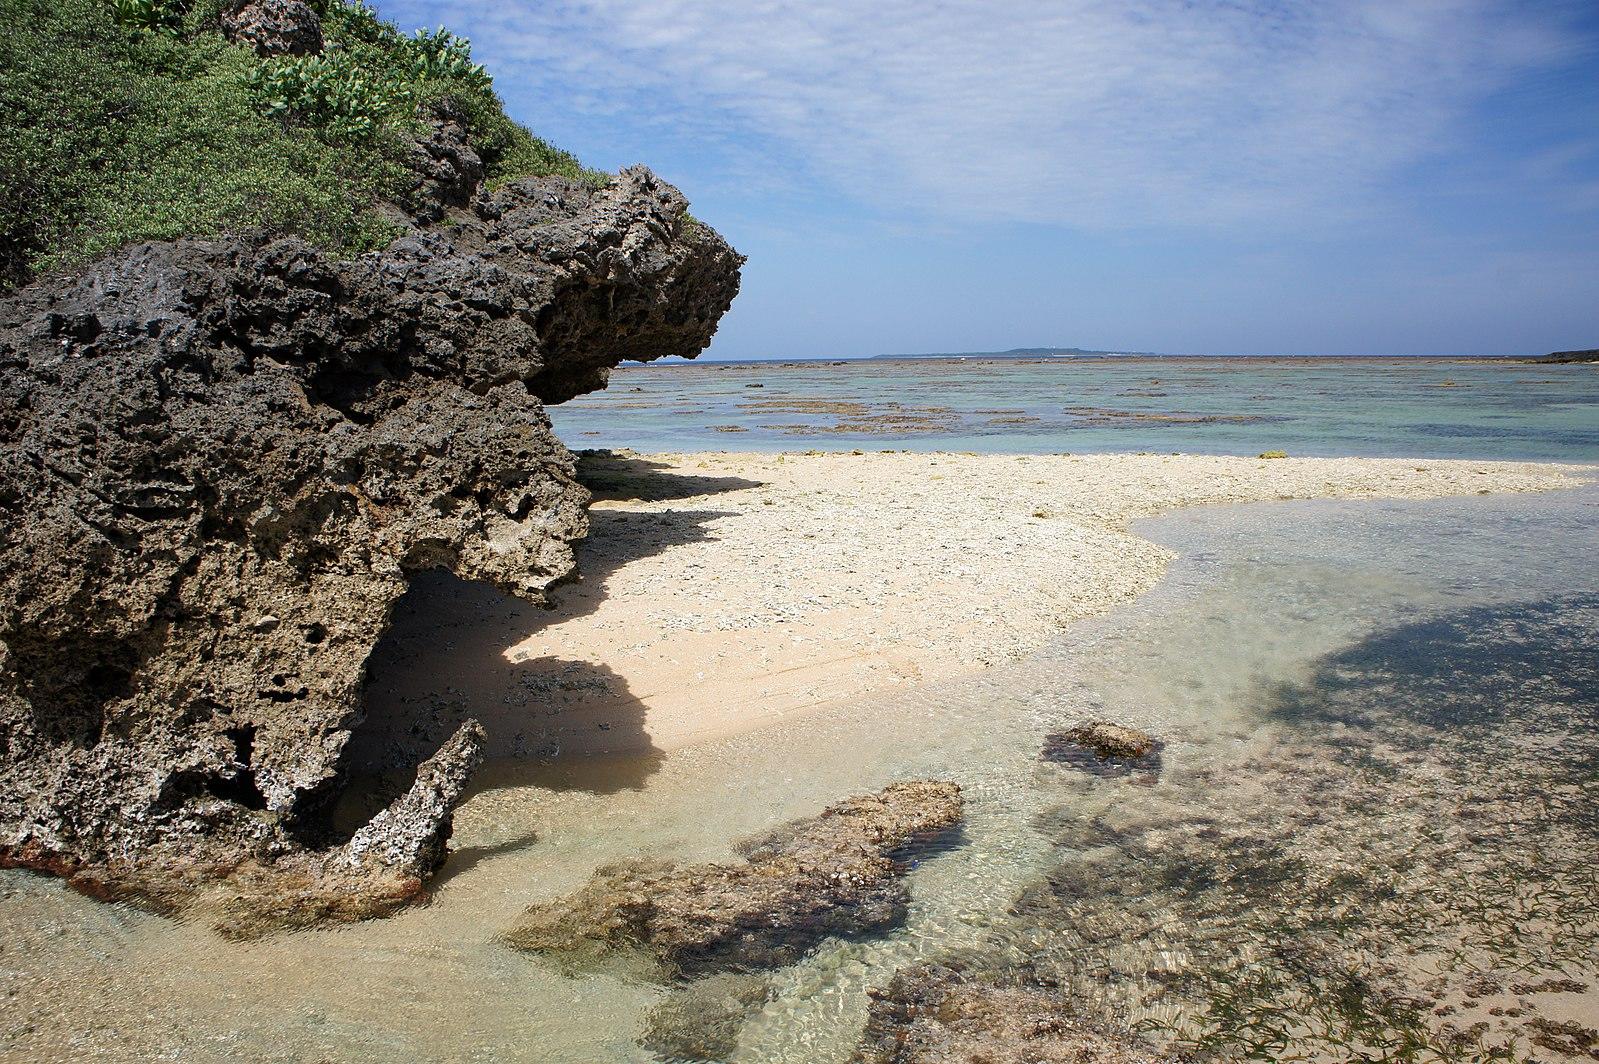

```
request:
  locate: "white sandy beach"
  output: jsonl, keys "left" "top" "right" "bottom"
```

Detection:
{"left": 361, "top": 450, "right": 1587, "bottom": 761}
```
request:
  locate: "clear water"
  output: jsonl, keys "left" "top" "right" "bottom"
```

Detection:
{"left": 2, "top": 479, "right": 1594, "bottom": 1061}
{"left": 550, "top": 357, "right": 1599, "bottom": 460}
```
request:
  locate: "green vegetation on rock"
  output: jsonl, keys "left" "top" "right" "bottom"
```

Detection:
{"left": 0, "top": 0, "right": 600, "bottom": 288}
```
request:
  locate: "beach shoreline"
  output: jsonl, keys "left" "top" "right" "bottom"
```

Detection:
{"left": 359, "top": 450, "right": 1590, "bottom": 766}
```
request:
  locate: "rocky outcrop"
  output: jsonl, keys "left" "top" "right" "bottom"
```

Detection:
{"left": 0, "top": 135, "right": 741, "bottom": 926}
{"left": 220, "top": 0, "right": 325, "bottom": 57}
{"left": 855, "top": 962, "right": 1177, "bottom": 1064}
{"left": 503, "top": 781, "right": 963, "bottom": 976}
{"left": 1049, "top": 721, "right": 1157, "bottom": 759}
{"left": 403, "top": 106, "right": 486, "bottom": 224}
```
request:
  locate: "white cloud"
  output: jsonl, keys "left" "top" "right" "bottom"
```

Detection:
{"left": 410, "top": 0, "right": 1591, "bottom": 229}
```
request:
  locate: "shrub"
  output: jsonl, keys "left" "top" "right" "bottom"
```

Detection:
{"left": 317, "top": 0, "right": 397, "bottom": 47}
{"left": 407, "top": 27, "right": 490, "bottom": 89}
{"left": 0, "top": 0, "right": 602, "bottom": 287}
{"left": 249, "top": 50, "right": 410, "bottom": 142}
{"left": 108, "top": 0, "right": 188, "bottom": 34}
{"left": 1, "top": 0, "right": 405, "bottom": 282}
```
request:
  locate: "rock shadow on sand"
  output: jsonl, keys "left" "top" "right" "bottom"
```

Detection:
{"left": 337, "top": 456, "right": 762, "bottom": 813}
{"left": 344, "top": 573, "right": 661, "bottom": 806}
{"left": 576, "top": 448, "right": 763, "bottom": 504}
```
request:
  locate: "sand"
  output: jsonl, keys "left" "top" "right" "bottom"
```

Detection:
{"left": 361, "top": 450, "right": 1588, "bottom": 763}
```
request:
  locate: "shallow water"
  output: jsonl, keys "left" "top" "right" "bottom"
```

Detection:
{"left": 1, "top": 485, "right": 1595, "bottom": 1062}
{"left": 550, "top": 357, "right": 1599, "bottom": 460}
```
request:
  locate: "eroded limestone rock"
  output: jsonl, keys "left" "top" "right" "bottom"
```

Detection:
{"left": 0, "top": 160, "right": 742, "bottom": 927}
{"left": 1060, "top": 722, "right": 1157, "bottom": 759}
{"left": 855, "top": 962, "right": 1177, "bottom": 1064}
{"left": 220, "top": 0, "right": 324, "bottom": 56}
{"left": 503, "top": 781, "right": 963, "bottom": 976}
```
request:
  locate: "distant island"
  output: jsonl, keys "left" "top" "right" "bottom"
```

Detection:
{"left": 1532, "top": 348, "right": 1599, "bottom": 364}
{"left": 871, "top": 346, "right": 1157, "bottom": 360}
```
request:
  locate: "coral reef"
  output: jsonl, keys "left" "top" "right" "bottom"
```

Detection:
{"left": 640, "top": 973, "right": 774, "bottom": 1061}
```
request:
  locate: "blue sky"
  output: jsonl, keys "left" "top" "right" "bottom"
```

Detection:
{"left": 375, "top": 0, "right": 1599, "bottom": 358}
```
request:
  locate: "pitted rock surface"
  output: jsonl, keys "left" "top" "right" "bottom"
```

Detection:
{"left": 0, "top": 165, "right": 742, "bottom": 924}
{"left": 220, "top": 0, "right": 325, "bottom": 57}
{"left": 404, "top": 106, "right": 486, "bottom": 224}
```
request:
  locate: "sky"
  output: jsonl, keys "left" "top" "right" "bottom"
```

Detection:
{"left": 374, "top": 0, "right": 1599, "bottom": 358}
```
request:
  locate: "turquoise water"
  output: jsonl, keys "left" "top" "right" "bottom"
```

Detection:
{"left": 550, "top": 357, "right": 1599, "bottom": 460}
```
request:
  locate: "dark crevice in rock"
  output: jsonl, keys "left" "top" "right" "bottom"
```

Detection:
{"left": 211, "top": 725, "right": 268, "bottom": 810}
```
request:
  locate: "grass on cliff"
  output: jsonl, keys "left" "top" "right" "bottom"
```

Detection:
{"left": 0, "top": 0, "right": 603, "bottom": 289}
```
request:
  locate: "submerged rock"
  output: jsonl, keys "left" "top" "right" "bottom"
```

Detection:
{"left": 1042, "top": 721, "right": 1163, "bottom": 778}
{"left": 0, "top": 142, "right": 741, "bottom": 925}
{"left": 1058, "top": 722, "right": 1157, "bottom": 759}
{"left": 855, "top": 962, "right": 1177, "bottom": 1064}
{"left": 641, "top": 973, "right": 774, "bottom": 1062}
{"left": 503, "top": 781, "right": 962, "bottom": 976}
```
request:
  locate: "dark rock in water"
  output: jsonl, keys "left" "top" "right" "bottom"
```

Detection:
{"left": 641, "top": 972, "right": 774, "bottom": 1062}
{"left": 0, "top": 150, "right": 742, "bottom": 929}
{"left": 220, "top": 0, "right": 325, "bottom": 56}
{"left": 1062, "top": 722, "right": 1157, "bottom": 759}
{"left": 1531, "top": 348, "right": 1599, "bottom": 364}
{"left": 855, "top": 962, "right": 1177, "bottom": 1064}
{"left": 1041, "top": 721, "right": 1163, "bottom": 778}
{"left": 502, "top": 781, "right": 962, "bottom": 976}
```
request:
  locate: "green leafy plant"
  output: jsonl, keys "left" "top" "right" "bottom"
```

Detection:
{"left": 2, "top": 0, "right": 601, "bottom": 288}
{"left": 108, "top": 0, "right": 187, "bottom": 34}
{"left": 317, "top": 0, "right": 398, "bottom": 47}
{"left": 249, "top": 50, "right": 409, "bottom": 142}
{"left": 406, "top": 26, "right": 490, "bottom": 88}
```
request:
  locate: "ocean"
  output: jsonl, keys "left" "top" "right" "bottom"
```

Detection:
{"left": 550, "top": 356, "right": 1599, "bottom": 461}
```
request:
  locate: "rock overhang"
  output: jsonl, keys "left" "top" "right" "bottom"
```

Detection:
{"left": 0, "top": 152, "right": 742, "bottom": 931}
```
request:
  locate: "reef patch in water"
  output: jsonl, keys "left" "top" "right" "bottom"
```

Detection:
{"left": 640, "top": 972, "right": 774, "bottom": 1061}
{"left": 990, "top": 594, "right": 1599, "bottom": 1061}
{"left": 502, "top": 780, "right": 962, "bottom": 977}
{"left": 854, "top": 960, "right": 1178, "bottom": 1064}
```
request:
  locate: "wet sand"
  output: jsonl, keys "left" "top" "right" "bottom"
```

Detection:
{"left": 360, "top": 450, "right": 1587, "bottom": 764}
